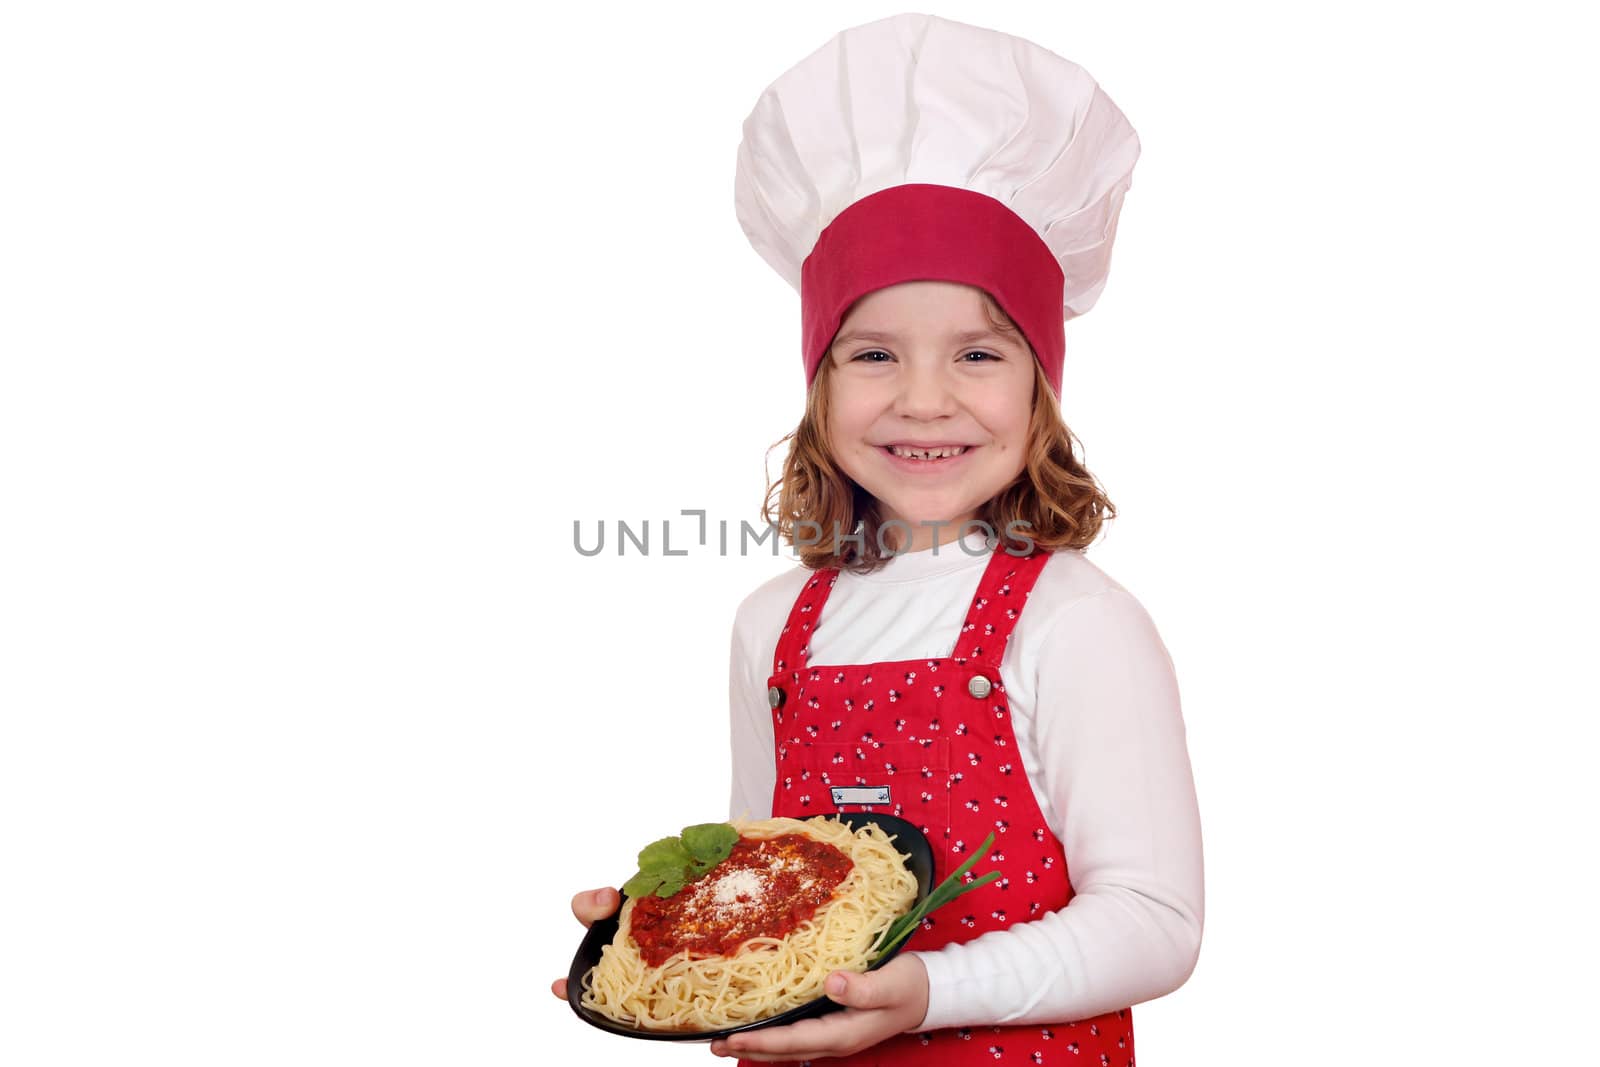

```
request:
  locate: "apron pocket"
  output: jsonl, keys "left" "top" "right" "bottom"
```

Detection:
{"left": 773, "top": 737, "right": 953, "bottom": 864}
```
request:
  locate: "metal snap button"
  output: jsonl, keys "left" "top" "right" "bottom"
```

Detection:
{"left": 768, "top": 685, "right": 785, "bottom": 709}
{"left": 967, "top": 674, "right": 992, "bottom": 699}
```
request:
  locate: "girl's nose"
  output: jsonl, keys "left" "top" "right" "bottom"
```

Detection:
{"left": 893, "top": 363, "right": 958, "bottom": 419}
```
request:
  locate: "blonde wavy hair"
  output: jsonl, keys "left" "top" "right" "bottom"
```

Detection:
{"left": 762, "top": 290, "right": 1116, "bottom": 574}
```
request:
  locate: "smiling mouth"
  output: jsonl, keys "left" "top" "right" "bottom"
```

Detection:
{"left": 881, "top": 444, "right": 972, "bottom": 461}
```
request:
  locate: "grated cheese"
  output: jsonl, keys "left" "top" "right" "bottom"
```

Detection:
{"left": 712, "top": 867, "right": 766, "bottom": 905}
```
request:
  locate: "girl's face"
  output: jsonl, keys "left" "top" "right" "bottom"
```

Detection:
{"left": 825, "top": 281, "right": 1036, "bottom": 553}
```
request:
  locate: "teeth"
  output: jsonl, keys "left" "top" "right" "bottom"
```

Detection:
{"left": 889, "top": 444, "right": 967, "bottom": 460}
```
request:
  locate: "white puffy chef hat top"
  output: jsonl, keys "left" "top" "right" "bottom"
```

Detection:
{"left": 734, "top": 11, "right": 1141, "bottom": 397}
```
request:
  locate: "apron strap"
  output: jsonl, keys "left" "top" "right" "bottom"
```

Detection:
{"left": 950, "top": 545, "right": 1053, "bottom": 668}
{"left": 771, "top": 567, "right": 840, "bottom": 677}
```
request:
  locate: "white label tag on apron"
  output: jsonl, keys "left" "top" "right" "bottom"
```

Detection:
{"left": 830, "top": 785, "right": 891, "bottom": 806}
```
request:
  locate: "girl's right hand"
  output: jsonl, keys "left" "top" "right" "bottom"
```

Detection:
{"left": 550, "top": 887, "right": 620, "bottom": 1001}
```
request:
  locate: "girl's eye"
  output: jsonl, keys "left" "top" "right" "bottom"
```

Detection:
{"left": 851, "top": 349, "right": 1000, "bottom": 363}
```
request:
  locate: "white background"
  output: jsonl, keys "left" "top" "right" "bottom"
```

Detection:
{"left": 2, "top": 1, "right": 1596, "bottom": 1063}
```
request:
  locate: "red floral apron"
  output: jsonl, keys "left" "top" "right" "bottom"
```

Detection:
{"left": 754, "top": 544, "right": 1134, "bottom": 1067}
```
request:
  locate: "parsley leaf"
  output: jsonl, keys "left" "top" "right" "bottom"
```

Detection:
{"left": 638, "top": 836, "right": 693, "bottom": 871}
{"left": 682, "top": 823, "right": 739, "bottom": 869}
{"left": 621, "top": 823, "right": 741, "bottom": 899}
{"left": 620, "top": 869, "right": 667, "bottom": 898}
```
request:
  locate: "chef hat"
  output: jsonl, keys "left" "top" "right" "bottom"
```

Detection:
{"left": 734, "top": 12, "right": 1140, "bottom": 399}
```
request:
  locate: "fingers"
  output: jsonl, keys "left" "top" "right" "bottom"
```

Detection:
{"left": 570, "top": 886, "right": 620, "bottom": 927}
{"left": 710, "top": 1013, "right": 875, "bottom": 1061}
{"left": 712, "top": 957, "right": 930, "bottom": 1058}
{"left": 557, "top": 889, "right": 618, "bottom": 1010}
{"left": 825, "top": 970, "right": 886, "bottom": 1010}
{"left": 826, "top": 960, "right": 922, "bottom": 1011}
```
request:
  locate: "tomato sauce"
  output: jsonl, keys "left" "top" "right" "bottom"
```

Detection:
{"left": 627, "top": 833, "right": 854, "bottom": 967}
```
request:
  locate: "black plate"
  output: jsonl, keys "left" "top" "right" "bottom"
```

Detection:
{"left": 566, "top": 813, "right": 935, "bottom": 1042}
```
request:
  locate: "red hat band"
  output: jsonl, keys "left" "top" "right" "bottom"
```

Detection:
{"left": 799, "top": 183, "right": 1065, "bottom": 398}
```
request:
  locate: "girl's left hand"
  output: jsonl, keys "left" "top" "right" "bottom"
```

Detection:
{"left": 708, "top": 954, "right": 929, "bottom": 1061}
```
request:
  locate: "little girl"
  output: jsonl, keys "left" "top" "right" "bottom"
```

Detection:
{"left": 555, "top": 13, "right": 1203, "bottom": 1065}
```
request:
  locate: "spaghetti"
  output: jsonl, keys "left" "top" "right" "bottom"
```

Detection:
{"left": 579, "top": 815, "right": 919, "bottom": 1031}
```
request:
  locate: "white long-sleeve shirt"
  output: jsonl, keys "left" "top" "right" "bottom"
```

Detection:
{"left": 727, "top": 530, "right": 1204, "bottom": 1030}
